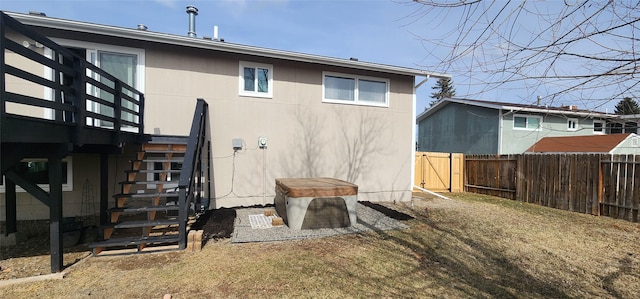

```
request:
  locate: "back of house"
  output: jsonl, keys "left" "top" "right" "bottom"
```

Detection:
{"left": 1, "top": 9, "right": 445, "bottom": 221}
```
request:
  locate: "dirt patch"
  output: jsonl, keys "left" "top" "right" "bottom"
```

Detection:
{"left": 359, "top": 201, "right": 415, "bottom": 221}
{"left": 190, "top": 207, "right": 236, "bottom": 245}
{"left": 0, "top": 209, "right": 234, "bottom": 280}
{"left": 0, "top": 233, "right": 90, "bottom": 280}
{"left": 1, "top": 194, "right": 639, "bottom": 298}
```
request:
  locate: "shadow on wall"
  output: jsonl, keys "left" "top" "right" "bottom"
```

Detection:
{"left": 276, "top": 107, "right": 393, "bottom": 188}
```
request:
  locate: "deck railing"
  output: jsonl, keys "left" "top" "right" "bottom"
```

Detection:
{"left": 0, "top": 12, "right": 144, "bottom": 144}
{"left": 177, "top": 98, "right": 209, "bottom": 249}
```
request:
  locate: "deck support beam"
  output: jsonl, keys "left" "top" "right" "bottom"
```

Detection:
{"left": 5, "top": 178, "right": 17, "bottom": 235}
{"left": 100, "top": 153, "right": 109, "bottom": 229}
{"left": 48, "top": 151, "right": 64, "bottom": 273}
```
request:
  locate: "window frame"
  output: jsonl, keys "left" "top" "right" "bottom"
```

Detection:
{"left": 0, "top": 157, "right": 73, "bottom": 193}
{"left": 567, "top": 118, "right": 579, "bottom": 131}
{"left": 513, "top": 114, "right": 543, "bottom": 131}
{"left": 238, "top": 61, "right": 273, "bottom": 98}
{"left": 322, "top": 71, "right": 390, "bottom": 107}
{"left": 593, "top": 120, "right": 605, "bottom": 134}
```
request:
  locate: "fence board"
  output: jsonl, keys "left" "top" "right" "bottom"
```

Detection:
{"left": 591, "top": 154, "right": 600, "bottom": 215}
{"left": 463, "top": 153, "right": 640, "bottom": 223}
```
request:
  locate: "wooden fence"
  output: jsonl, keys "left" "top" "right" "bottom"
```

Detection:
{"left": 414, "top": 152, "right": 464, "bottom": 192}
{"left": 465, "top": 154, "right": 639, "bottom": 222}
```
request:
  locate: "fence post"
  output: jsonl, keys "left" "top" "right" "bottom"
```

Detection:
{"left": 449, "top": 152, "right": 453, "bottom": 192}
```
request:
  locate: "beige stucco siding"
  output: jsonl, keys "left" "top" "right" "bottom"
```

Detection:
{"left": 4, "top": 30, "right": 50, "bottom": 119}
{"left": 0, "top": 155, "right": 99, "bottom": 220}
{"left": 142, "top": 44, "right": 415, "bottom": 207}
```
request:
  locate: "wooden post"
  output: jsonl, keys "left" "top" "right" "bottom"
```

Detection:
{"left": 5, "top": 178, "right": 17, "bottom": 235}
{"left": 449, "top": 153, "right": 453, "bottom": 192}
{"left": 113, "top": 80, "right": 122, "bottom": 145}
{"left": 100, "top": 153, "right": 109, "bottom": 228}
{"left": 0, "top": 13, "right": 6, "bottom": 133}
{"left": 48, "top": 153, "right": 64, "bottom": 273}
{"left": 53, "top": 50, "right": 64, "bottom": 122}
{"left": 73, "top": 55, "right": 86, "bottom": 142}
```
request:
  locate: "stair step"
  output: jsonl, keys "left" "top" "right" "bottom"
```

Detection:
{"left": 106, "top": 219, "right": 180, "bottom": 229}
{"left": 114, "top": 193, "right": 179, "bottom": 199}
{"left": 119, "top": 180, "right": 180, "bottom": 185}
{"left": 108, "top": 205, "right": 180, "bottom": 214}
{"left": 142, "top": 150, "right": 186, "bottom": 154}
{"left": 88, "top": 235, "right": 180, "bottom": 249}
{"left": 137, "top": 158, "right": 184, "bottom": 163}
{"left": 145, "top": 136, "right": 188, "bottom": 145}
{"left": 125, "top": 169, "right": 182, "bottom": 174}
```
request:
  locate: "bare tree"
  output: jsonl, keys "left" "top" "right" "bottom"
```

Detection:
{"left": 409, "top": 0, "right": 639, "bottom": 111}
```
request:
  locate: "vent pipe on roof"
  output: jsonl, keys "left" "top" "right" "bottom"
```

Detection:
{"left": 186, "top": 5, "right": 198, "bottom": 37}
{"left": 28, "top": 11, "right": 46, "bottom": 17}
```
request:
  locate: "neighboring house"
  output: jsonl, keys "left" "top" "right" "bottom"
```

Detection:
{"left": 1, "top": 11, "right": 449, "bottom": 221}
{"left": 416, "top": 98, "right": 624, "bottom": 155}
{"left": 525, "top": 133, "right": 640, "bottom": 154}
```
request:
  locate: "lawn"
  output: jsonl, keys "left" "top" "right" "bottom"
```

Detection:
{"left": 1, "top": 192, "right": 639, "bottom": 298}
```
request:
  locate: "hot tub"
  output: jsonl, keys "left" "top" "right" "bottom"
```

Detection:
{"left": 275, "top": 178, "right": 358, "bottom": 230}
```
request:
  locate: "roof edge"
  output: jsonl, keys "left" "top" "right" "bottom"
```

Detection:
{"left": 5, "top": 11, "right": 450, "bottom": 78}
{"left": 417, "top": 98, "right": 615, "bottom": 123}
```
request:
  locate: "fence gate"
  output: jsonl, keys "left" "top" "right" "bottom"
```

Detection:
{"left": 414, "top": 152, "right": 463, "bottom": 192}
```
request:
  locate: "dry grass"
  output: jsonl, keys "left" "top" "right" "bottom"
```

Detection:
{"left": 2, "top": 192, "right": 639, "bottom": 298}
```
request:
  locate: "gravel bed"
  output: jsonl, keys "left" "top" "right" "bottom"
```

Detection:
{"left": 231, "top": 203, "right": 410, "bottom": 243}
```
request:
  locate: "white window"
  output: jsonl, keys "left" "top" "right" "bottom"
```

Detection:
{"left": 322, "top": 72, "right": 389, "bottom": 107}
{"left": 239, "top": 61, "right": 273, "bottom": 98}
{"left": 593, "top": 120, "right": 605, "bottom": 134}
{"left": 567, "top": 118, "right": 578, "bottom": 131}
{"left": 1, "top": 157, "right": 73, "bottom": 193}
{"left": 513, "top": 114, "right": 542, "bottom": 130}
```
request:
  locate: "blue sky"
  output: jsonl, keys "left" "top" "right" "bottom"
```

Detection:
{"left": 0, "top": 0, "right": 454, "bottom": 114}
{"left": 0, "top": 0, "right": 627, "bottom": 114}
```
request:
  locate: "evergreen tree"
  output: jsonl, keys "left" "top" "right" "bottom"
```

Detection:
{"left": 614, "top": 97, "right": 640, "bottom": 115}
{"left": 429, "top": 78, "right": 455, "bottom": 107}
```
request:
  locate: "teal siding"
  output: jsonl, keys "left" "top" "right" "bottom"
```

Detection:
{"left": 418, "top": 103, "right": 499, "bottom": 154}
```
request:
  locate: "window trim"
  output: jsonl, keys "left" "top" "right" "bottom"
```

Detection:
{"left": 1, "top": 157, "right": 73, "bottom": 193}
{"left": 322, "top": 71, "right": 390, "bottom": 107}
{"left": 567, "top": 118, "right": 579, "bottom": 131}
{"left": 513, "top": 114, "right": 542, "bottom": 131}
{"left": 238, "top": 61, "right": 273, "bottom": 98}
{"left": 592, "top": 120, "right": 605, "bottom": 134}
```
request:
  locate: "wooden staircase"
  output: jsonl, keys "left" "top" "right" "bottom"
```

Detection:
{"left": 89, "top": 141, "right": 191, "bottom": 254}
